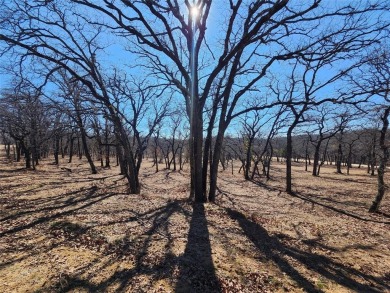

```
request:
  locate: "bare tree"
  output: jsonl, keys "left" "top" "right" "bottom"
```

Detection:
{"left": 279, "top": 37, "right": 374, "bottom": 193}
{"left": 57, "top": 0, "right": 386, "bottom": 202}
{"left": 167, "top": 110, "right": 186, "bottom": 171}
{"left": 240, "top": 111, "right": 263, "bottom": 180}
{"left": 1, "top": 0, "right": 389, "bottom": 201}
{"left": 1, "top": 130, "right": 13, "bottom": 160}
{"left": 151, "top": 128, "right": 161, "bottom": 173}
{"left": 0, "top": 85, "right": 53, "bottom": 169}
{"left": 309, "top": 107, "right": 349, "bottom": 176}
{"left": 345, "top": 131, "right": 362, "bottom": 175}
{"left": 108, "top": 73, "right": 171, "bottom": 175}
{"left": 370, "top": 107, "right": 390, "bottom": 212}
{"left": 52, "top": 74, "right": 98, "bottom": 174}
{"left": 358, "top": 48, "right": 390, "bottom": 212}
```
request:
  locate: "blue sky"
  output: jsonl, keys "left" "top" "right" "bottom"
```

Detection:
{"left": 0, "top": 0, "right": 389, "bottom": 136}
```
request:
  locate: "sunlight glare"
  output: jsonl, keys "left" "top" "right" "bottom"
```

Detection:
{"left": 191, "top": 6, "right": 199, "bottom": 19}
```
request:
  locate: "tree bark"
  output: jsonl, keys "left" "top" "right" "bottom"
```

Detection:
{"left": 244, "top": 138, "right": 253, "bottom": 180}
{"left": 286, "top": 127, "right": 294, "bottom": 194}
{"left": 20, "top": 142, "right": 31, "bottom": 169}
{"left": 312, "top": 140, "right": 321, "bottom": 176}
{"left": 266, "top": 144, "right": 273, "bottom": 180}
{"left": 110, "top": 113, "right": 140, "bottom": 194}
{"left": 104, "top": 119, "right": 110, "bottom": 168}
{"left": 77, "top": 136, "right": 82, "bottom": 160}
{"left": 193, "top": 111, "right": 205, "bottom": 202}
{"left": 202, "top": 119, "right": 214, "bottom": 196}
{"left": 336, "top": 143, "right": 343, "bottom": 174}
{"left": 209, "top": 129, "right": 225, "bottom": 202}
{"left": 369, "top": 107, "right": 390, "bottom": 213}
{"left": 154, "top": 147, "right": 159, "bottom": 172}
{"left": 285, "top": 107, "right": 303, "bottom": 194}
{"left": 54, "top": 135, "right": 60, "bottom": 165}
{"left": 80, "top": 127, "right": 97, "bottom": 174}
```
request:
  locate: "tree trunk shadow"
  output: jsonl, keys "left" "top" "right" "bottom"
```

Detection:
{"left": 175, "top": 203, "right": 221, "bottom": 293}
{"left": 226, "top": 208, "right": 388, "bottom": 293}
{"left": 290, "top": 191, "right": 390, "bottom": 224}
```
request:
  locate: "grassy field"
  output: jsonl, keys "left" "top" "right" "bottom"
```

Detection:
{"left": 0, "top": 151, "right": 389, "bottom": 292}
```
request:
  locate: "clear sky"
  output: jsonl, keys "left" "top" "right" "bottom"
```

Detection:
{"left": 0, "top": 0, "right": 389, "bottom": 128}
{"left": 0, "top": 73, "right": 10, "bottom": 89}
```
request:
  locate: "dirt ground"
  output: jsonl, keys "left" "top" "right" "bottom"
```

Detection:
{"left": 0, "top": 150, "right": 389, "bottom": 293}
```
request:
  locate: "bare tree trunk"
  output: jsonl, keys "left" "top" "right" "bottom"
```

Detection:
{"left": 20, "top": 142, "right": 31, "bottom": 169}
{"left": 286, "top": 127, "right": 294, "bottom": 194}
{"left": 251, "top": 159, "right": 261, "bottom": 180}
{"left": 68, "top": 136, "right": 74, "bottom": 163}
{"left": 111, "top": 114, "right": 140, "bottom": 194}
{"left": 80, "top": 127, "right": 97, "bottom": 174}
{"left": 172, "top": 142, "right": 177, "bottom": 171}
{"left": 179, "top": 147, "right": 183, "bottom": 171}
{"left": 266, "top": 144, "right": 273, "bottom": 180}
{"left": 77, "top": 136, "right": 82, "bottom": 160}
{"left": 5, "top": 143, "right": 10, "bottom": 159}
{"left": 336, "top": 143, "right": 343, "bottom": 174}
{"left": 54, "top": 135, "right": 60, "bottom": 165}
{"left": 31, "top": 134, "right": 39, "bottom": 168}
{"left": 154, "top": 147, "right": 159, "bottom": 172}
{"left": 190, "top": 106, "right": 205, "bottom": 202}
{"left": 347, "top": 145, "right": 353, "bottom": 175}
{"left": 209, "top": 130, "right": 225, "bottom": 202}
{"left": 317, "top": 138, "right": 330, "bottom": 176}
{"left": 92, "top": 119, "right": 104, "bottom": 167}
{"left": 312, "top": 140, "right": 321, "bottom": 176}
{"left": 202, "top": 99, "right": 218, "bottom": 196}
{"left": 244, "top": 138, "right": 253, "bottom": 180}
{"left": 369, "top": 107, "right": 390, "bottom": 213}
{"left": 105, "top": 119, "right": 110, "bottom": 168}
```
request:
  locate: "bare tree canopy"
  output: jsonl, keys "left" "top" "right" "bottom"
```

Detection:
{"left": 1, "top": 0, "right": 390, "bottom": 201}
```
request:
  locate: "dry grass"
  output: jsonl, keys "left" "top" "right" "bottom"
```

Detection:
{"left": 0, "top": 151, "right": 389, "bottom": 293}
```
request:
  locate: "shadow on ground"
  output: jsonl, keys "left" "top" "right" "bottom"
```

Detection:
{"left": 175, "top": 203, "right": 220, "bottom": 292}
{"left": 226, "top": 208, "right": 389, "bottom": 293}
{"left": 19, "top": 199, "right": 221, "bottom": 292}
{"left": 1, "top": 161, "right": 389, "bottom": 293}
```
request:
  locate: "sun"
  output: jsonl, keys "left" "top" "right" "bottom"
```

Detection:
{"left": 191, "top": 6, "right": 199, "bottom": 19}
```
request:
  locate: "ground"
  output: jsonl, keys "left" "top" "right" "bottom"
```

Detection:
{"left": 0, "top": 151, "right": 389, "bottom": 293}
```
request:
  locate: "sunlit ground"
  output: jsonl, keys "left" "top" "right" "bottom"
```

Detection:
{"left": 0, "top": 151, "right": 389, "bottom": 292}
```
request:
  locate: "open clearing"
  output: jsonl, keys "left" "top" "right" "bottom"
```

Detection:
{"left": 0, "top": 152, "right": 389, "bottom": 292}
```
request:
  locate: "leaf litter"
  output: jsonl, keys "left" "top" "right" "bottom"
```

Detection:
{"left": 0, "top": 153, "right": 389, "bottom": 292}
